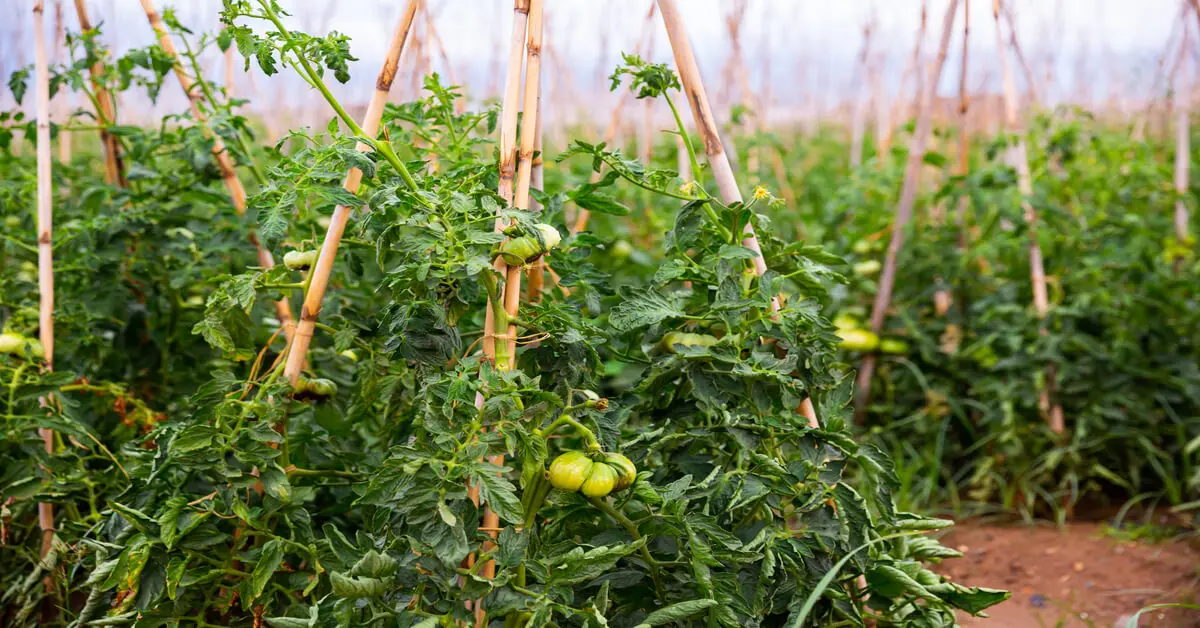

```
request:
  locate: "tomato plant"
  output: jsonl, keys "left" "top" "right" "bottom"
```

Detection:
{"left": 0, "top": 5, "right": 1015, "bottom": 627}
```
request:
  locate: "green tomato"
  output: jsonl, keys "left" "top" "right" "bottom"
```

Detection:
{"left": 879, "top": 338, "right": 910, "bottom": 354}
{"left": 853, "top": 260, "right": 881, "bottom": 276}
{"left": 498, "top": 223, "right": 561, "bottom": 266}
{"left": 579, "top": 463, "right": 618, "bottom": 498}
{"left": 340, "top": 349, "right": 358, "bottom": 362}
{"left": 294, "top": 376, "right": 338, "bottom": 401}
{"left": 832, "top": 313, "right": 861, "bottom": 331}
{"left": 0, "top": 332, "right": 44, "bottom": 359}
{"left": 548, "top": 451, "right": 594, "bottom": 492}
{"left": 837, "top": 328, "right": 879, "bottom": 352}
{"left": 4, "top": 216, "right": 20, "bottom": 229}
{"left": 611, "top": 239, "right": 633, "bottom": 259}
{"left": 659, "top": 332, "right": 719, "bottom": 354}
{"left": 603, "top": 453, "right": 637, "bottom": 491}
{"left": 851, "top": 239, "right": 872, "bottom": 255}
{"left": 284, "top": 250, "right": 319, "bottom": 271}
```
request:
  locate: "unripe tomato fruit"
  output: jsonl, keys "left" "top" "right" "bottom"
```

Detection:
{"left": 604, "top": 453, "right": 637, "bottom": 491}
{"left": 659, "top": 331, "right": 719, "bottom": 354}
{"left": 293, "top": 376, "right": 338, "bottom": 401}
{"left": 853, "top": 260, "right": 881, "bottom": 276}
{"left": 284, "top": 250, "right": 319, "bottom": 271}
{"left": 548, "top": 451, "right": 593, "bottom": 492}
{"left": 499, "top": 223, "right": 561, "bottom": 266}
{"left": 832, "top": 313, "right": 861, "bottom": 331}
{"left": 879, "top": 338, "right": 910, "bottom": 354}
{"left": 611, "top": 240, "right": 633, "bottom": 259}
{"left": 0, "top": 332, "right": 44, "bottom": 359}
{"left": 837, "top": 328, "right": 880, "bottom": 352}
{"left": 580, "top": 463, "right": 619, "bottom": 498}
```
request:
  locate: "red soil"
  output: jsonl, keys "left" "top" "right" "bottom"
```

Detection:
{"left": 937, "top": 521, "right": 1200, "bottom": 627}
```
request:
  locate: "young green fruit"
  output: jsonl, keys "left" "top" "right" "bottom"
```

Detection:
{"left": 284, "top": 250, "right": 319, "bottom": 271}
{"left": 853, "top": 260, "right": 882, "bottom": 276}
{"left": 659, "top": 331, "right": 719, "bottom": 354}
{"left": 579, "top": 463, "right": 619, "bottom": 498}
{"left": 611, "top": 239, "right": 633, "bottom": 259}
{"left": 548, "top": 451, "right": 593, "bottom": 492}
{"left": 832, "top": 313, "right": 861, "bottom": 331}
{"left": 293, "top": 376, "right": 338, "bottom": 401}
{"left": 837, "top": 328, "right": 880, "bottom": 352}
{"left": 0, "top": 332, "right": 44, "bottom": 359}
{"left": 851, "top": 239, "right": 873, "bottom": 255}
{"left": 604, "top": 452, "right": 637, "bottom": 491}
{"left": 879, "top": 338, "right": 910, "bottom": 354}
{"left": 498, "top": 223, "right": 561, "bottom": 266}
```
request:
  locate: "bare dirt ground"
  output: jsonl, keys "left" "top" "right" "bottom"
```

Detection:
{"left": 936, "top": 521, "right": 1200, "bottom": 627}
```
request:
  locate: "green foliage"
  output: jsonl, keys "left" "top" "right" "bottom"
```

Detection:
{"left": 0, "top": 10, "right": 1014, "bottom": 628}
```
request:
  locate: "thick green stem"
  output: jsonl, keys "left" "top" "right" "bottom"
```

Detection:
{"left": 536, "top": 414, "right": 600, "bottom": 450}
{"left": 588, "top": 496, "right": 666, "bottom": 602}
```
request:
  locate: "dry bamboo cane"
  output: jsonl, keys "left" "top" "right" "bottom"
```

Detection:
{"left": 33, "top": 0, "right": 57, "bottom": 562}
{"left": 570, "top": 1, "right": 657, "bottom": 234}
{"left": 73, "top": 0, "right": 126, "bottom": 187}
{"left": 656, "top": 0, "right": 818, "bottom": 427}
{"left": 466, "top": 2, "right": 531, "bottom": 623}
{"left": 855, "top": 0, "right": 960, "bottom": 416}
{"left": 139, "top": 0, "right": 294, "bottom": 342}
{"left": 936, "top": 0, "right": 971, "bottom": 316}
{"left": 991, "top": 0, "right": 1063, "bottom": 434}
{"left": 1000, "top": 3, "right": 1041, "bottom": 109}
{"left": 54, "top": 1, "right": 71, "bottom": 164}
{"left": 527, "top": 49, "right": 547, "bottom": 301}
{"left": 282, "top": 2, "right": 419, "bottom": 387}
{"left": 1174, "top": 10, "right": 1192, "bottom": 271}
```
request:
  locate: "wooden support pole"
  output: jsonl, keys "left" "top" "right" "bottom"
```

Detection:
{"left": 856, "top": 0, "right": 961, "bottom": 416}
{"left": 992, "top": 0, "right": 1064, "bottom": 434}
{"left": 657, "top": 0, "right": 817, "bottom": 427}
{"left": 282, "top": 1, "right": 419, "bottom": 386}
{"left": 33, "top": 0, "right": 57, "bottom": 562}
{"left": 73, "top": 0, "right": 126, "bottom": 186}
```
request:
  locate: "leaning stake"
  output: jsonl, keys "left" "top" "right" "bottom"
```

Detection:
{"left": 282, "top": 1, "right": 419, "bottom": 386}
{"left": 992, "top": 0, "right": 1063, "bottom": 433}
{"left": 856, "top": 0, "right": 960, "bottom": 415}
{"left": 73, "top": 0, "right": 127, "bottom": 186}
{"left": 656, "top": 0, "right": 817, "bottom": 427}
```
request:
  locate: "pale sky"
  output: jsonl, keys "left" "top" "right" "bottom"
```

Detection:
{"left": 0, "top": 1, "right": 1190, "bottom": 115}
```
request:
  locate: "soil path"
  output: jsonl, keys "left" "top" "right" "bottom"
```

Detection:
{"left": 937, "top": 521, "right": 1200, "bottom": 627}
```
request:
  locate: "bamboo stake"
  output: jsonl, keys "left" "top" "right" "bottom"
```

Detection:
{"left": 73, "top": 0, "right": 126, "bottom": 187}
{"left": 33, "top": 0, "right": 57, "bottom": 562}
{"left": 856, "top": 0, "right": 960, "bottom": 415}
{"left": 570, "top": 2, "right": 657, "bottom": 234}
{"left": 1175, "top": 6, "right": 1193, "bottom": 270}
{"left": 282, "top": 1, "right": 419, "bottom": 387}
{"left": 936, "top": 0, "right": 971, "bottom": 316}
{"left": 468, "top": 2, "right": 532, "bottom": 624}
{"left": 656, "top": 0, "right": 817, "bottom": 427}
{"left": 1000, "top": 3, "right": 1041, "bottom": 109}
{"left": 138, "top": 0, "right": 295, "bottom": 342}
{"left": 53, "top": 0, "right": 71, "bottom": 164}
{"left": 990, "top": 0, "right": 1064, "bottom": 433}
{"left": 527, "top": 42, "right": 546, "bottom": 301}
